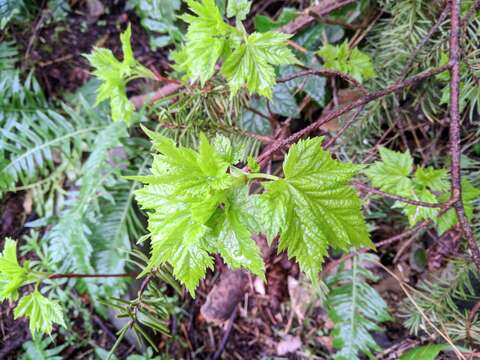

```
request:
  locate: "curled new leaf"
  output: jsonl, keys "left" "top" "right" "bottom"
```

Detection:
{"left": 178, "top": 0, "right": 234, "bottom": 84}
{"left": 85, "top": 24, "right": 154, "bottom": 124}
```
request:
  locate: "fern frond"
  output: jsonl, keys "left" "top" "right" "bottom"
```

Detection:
{"left": 45, "top": 122, "right": 127, "bottom": 294}
{"left": 0, "top": 66, "right": 109, "bottom": 195}
{"left": 22, "top": 335, "right": 67, "bottom": 360}
{"left": 0, "top": 41, "right": 18, "bottom": 70}
{"left": 91, "top": 170, "right": 147, "bottom": 296}
{"left": 0, "top": 1, "right": 31, "bottom": 29}
{"left": 326, "top": 253, "right": 391, "bottom": 360}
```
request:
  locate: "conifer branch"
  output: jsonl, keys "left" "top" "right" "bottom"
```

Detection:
{"left": 278, "top": 68, "right": 367, "bottom": 93}
{"left": 397, "top": 1, "right": 451, "bottom": 81}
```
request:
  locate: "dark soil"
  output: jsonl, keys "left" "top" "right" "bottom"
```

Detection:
{"left": 12, "top": 0, "right": 171, "bottom": 98}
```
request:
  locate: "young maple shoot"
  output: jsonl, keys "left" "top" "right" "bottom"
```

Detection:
{"left": 317, "top": 41, "right": 376, "bottom": 83}
{"left": 132, "top": 131, "right": 373, "bottom": 295}
{"left": 0, "top": 239, "right": 65, "bottom": 336}
{"left": 364, "top": 146, "right": 480, "bottom": 232}
{"left": 173, "top": 0, "right": 299, "bottom": 98}
{"left": 85, "top": 24, "right": 155, "bottom": 124}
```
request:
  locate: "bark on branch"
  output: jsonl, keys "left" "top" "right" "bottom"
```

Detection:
{"left": 278, "top": 0, "right": 357, "bottom": 34}
{"left": 447, "top": 0, "right": 480, "bottom": 271}
{"left": 256, "top": 64, "right": 450, "bottom": 166}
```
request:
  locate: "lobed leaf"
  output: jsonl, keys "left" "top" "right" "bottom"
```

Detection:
{"left": 364, "top": 146, "right": 414, "bottom": 194}
{"left": 0, "top": 238, "right": 30, "bottom": 301}
{"left": 226, "top": 0, "right": 251, "bottom": 21}
{"left": 133, "top": 131, "right": 263, "bottom": 295}
{"left": 14, "top": 290, "right": 65, "bottom": 336}
{"left": 259, "top": 137, "right": 373, "bottom": 282}
{"left": 317, "top": 41, "right": 375, "bottom": 83}
{"left": 177, "top": 0, "right": 298, "bottom": 97}
{"left": 85, "top": 24, "right": 154, "bottom": 124}
{"left": 221, "top": 31, "right": 298, "bottom": 98}
{"left": 179, "top": 0, "right": 233, "bottom": 84}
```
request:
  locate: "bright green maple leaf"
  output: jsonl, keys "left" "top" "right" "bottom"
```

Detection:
{"left": 208, "top": 188, "right": 265, "bottom": 277}
{"left": 364, "top": 146, "right": 414, "bottom": 195}
{"left": 317, "top": 41, "right": 375, "bottom": 83}
{"left": 212, "top": 134, "right": 247, "bottom": 165}
{"left": 364, "top": 148, "right": 449, "bottom": 225}
{"left": 436, "top": 179, "right": 480, "bottom": 234}
{"left": 0, "top": 238, "right": 31, "bottom": 301}
{"left": 414, "top": 167, "right": 450, "bottom": 193}
{"left": 364, "top": 147, "right": 479, "bottom": 232}
{"left": 177, "top": 0, "right": 298, "bottom": 97}
{"left": 259, "top": 137, "right": 373, "bottom": 282}
{"left": 221, "top": 31, "right": 298, "bottom": 98}
{"left": 14, "top": 290, "right": 65, "bottom": 336}
{"left": 394, "top": 187, "right": 439, "bottom": 226}
{"left": 179, "top": 0, "right": 234, "bottom": 84}
{"left": 227, "top": 0, "right": 252, "bottom": 21}
{"left": 132, "top": 131, "right": 263, "bottom": 295}
{"left": 85, "top": 24, "right": 154, "bottom": 124}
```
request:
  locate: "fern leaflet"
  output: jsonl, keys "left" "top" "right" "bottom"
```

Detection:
{"left": 326, "top": 253, "right": 391, "bottom": 360}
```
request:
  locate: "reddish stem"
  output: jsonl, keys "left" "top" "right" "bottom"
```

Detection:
{"left": 278, "top": 68, "right": 367, "bottom": 93}
{"left": 256, "top": 64, "right": 450, "bottom": 166}
{"left": 448, "top": 0, "right": 480, "bottom": 271}
{"left": 48, "top": 273, "right": 137, "bottom": 279}
{"left": 353, "top": 181, "right": 449, "bottom": 209}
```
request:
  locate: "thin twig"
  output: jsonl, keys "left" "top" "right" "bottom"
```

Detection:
{"left": 138, "top": 274, "right": 153, "bottom": 298}
{"left": 278, "top": 68, "right": 367, "bottom": 93}
{"left": 278, "top": 0, "right": 356, "bottom": 34}
{"left": 257, "top": 64, "right": 450, "bottom": 166}
{"left": 393, "top": 235, "right": 418, "bottom": 263}
{"left": 376, "top": 219, "right": 433, "bottom": 248}
{"left": 130, "top": 83, "right": 183, "bottom": 109}
{"left": 48, "top": 272, "right": 137, "bottom": 279}
{"left": 448, "top": 0, "right": 480, "bottom": 271}
{"left": 378, "top": 263, "right": 466, "bottom": 360}
{"left": 353, "top": 181, "right": 449, "bottom": 209}
{"left": 323, "top": 106, "right": 364, "bottom": 149}
{"left": 212, "top": 307, "right": 237, "bottom": 360}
